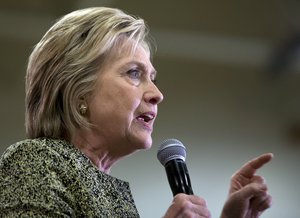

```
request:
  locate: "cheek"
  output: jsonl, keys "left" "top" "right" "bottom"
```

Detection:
{"left": 111, "top": 87, "right": 142, "bottom": 112}
{"left": 89, "top": 79, "right": 143, "bottom": 120}
{"left": 89, "top": 91, "right": 140, "bottom": 122}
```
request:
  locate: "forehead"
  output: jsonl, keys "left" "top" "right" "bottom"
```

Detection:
{"left": 102, "top": 39, "right": 155, "bottom": 73}
{"left": 108, "top": 39, "right": 150, "bottom": 61}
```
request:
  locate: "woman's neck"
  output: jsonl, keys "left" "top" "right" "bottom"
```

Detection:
{"left": 71, "top": 131, "right": 121, "bottom": 174}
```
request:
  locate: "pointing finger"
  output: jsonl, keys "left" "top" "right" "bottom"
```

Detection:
{"left": 236, "top": 153, "right": 273, "bottom": 179}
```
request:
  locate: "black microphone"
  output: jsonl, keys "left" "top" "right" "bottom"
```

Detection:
{"left": 157, "top": 138, "right": 194, "bottom": 196}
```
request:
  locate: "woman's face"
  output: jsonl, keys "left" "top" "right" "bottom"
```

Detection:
{"left": 87, "top": 41, "right": 164, "bottom": 154}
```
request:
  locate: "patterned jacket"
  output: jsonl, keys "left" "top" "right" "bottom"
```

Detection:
{"left": 0, "top": 138, "right": 139, "bottom": 217}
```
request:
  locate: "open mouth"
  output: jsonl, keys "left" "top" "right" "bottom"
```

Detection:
{"left": 137, "top": 113, "right": 155, "bottom": 123}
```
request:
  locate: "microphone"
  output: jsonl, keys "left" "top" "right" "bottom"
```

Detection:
{"left": 157, "top": 138, "right": 194, "bottom": 196}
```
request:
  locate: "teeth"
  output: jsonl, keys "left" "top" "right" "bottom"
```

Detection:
{"left": 137, "top": 114, "right": 154, "bottom": 122}
{"left": 146, "top": 114, "right": 154, "bottom": 120}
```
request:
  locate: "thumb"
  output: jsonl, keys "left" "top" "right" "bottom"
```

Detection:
{"left": 237, "top": 183, "right": 268, "bottom": 200}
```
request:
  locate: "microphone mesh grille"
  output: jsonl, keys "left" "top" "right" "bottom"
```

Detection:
{"left": 157, "top": 138, "right": 186, "bottom": 166}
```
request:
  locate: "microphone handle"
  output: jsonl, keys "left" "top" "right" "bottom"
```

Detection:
{"left": 165, "top": 159, "right": 194, "bottom": 196}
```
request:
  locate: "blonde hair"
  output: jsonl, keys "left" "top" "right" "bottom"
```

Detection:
{"left": 25, "top": 7, "right": 152, "bottom": 140}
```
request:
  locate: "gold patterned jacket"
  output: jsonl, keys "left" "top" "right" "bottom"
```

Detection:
{"left": 0, "top": 138, "right": 140, "bottom": 217}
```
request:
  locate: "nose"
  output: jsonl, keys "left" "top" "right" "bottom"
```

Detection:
{"left": 144, "top": 81, "right": 164, "bottom": 105}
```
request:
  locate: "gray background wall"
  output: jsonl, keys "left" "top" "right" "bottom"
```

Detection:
{"left": 1, "top": 1, "right": 300, "bottom": 217}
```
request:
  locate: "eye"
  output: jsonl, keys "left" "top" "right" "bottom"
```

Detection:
{"left": 126, "top": 69, "right": 141, "bottom": 80}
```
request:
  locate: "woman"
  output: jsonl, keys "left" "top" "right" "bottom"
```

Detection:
{"left": 0, "top": 7, "right": 272, "bottom": 217}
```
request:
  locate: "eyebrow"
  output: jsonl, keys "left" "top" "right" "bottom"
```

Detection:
{"left": 125, "top": 60, "right": 157, "bottom": 78}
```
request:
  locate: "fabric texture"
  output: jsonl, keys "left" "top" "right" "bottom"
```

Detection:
{"left": 0, "top": 138, "right": 140, "bottom": 217}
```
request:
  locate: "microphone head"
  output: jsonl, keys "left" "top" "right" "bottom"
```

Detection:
{"left": 157, "top": 138, "right": 186, "bottom": 166}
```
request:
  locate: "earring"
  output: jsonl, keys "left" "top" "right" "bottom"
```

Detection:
{"left": 79, "top": 104, "right": 87, "bottom": 115}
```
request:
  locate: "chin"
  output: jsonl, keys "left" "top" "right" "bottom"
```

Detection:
{"left": 143, "top": 140, "right": 153, "bottom": 150}
{"left": 133, "top": 136, "right": 153, "bottom": 150}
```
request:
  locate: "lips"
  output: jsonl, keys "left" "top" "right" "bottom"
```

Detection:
{"left": 136, "top": 112, "right": 156, "bottom": 123}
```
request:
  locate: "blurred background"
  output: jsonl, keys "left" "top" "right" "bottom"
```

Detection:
{"left": 1, "top": 0, "right": 300, "bottom": 217}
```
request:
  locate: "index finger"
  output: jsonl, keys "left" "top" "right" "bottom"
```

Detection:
{"left": 237, "top": 153, "right": 273, "bottom": 179}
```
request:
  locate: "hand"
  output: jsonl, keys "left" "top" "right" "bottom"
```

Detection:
{"left": 221, "top": 153, "right": 273, "bottom": 218}
{"left": 164, "top": 193, "right": 211, "bottom": 218}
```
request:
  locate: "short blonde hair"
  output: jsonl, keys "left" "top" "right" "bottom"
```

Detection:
{"left": 25, "top": 7, "right": 152, "bottom": 140}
